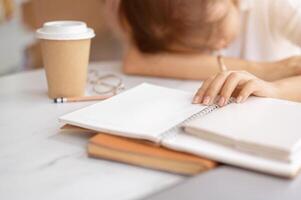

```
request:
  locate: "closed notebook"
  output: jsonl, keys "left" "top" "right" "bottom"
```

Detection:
{"left": 59, "top": 83, "right": 301, "bottom": 178}
{"left": 88, "top": 133, "right": 216, "bottom": 175}
{"left": 61, "top": 124, "right": 216, "bottom": 175}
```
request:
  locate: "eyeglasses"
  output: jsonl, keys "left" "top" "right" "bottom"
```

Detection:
{"left": 88, "top": 69, "right": 125, "bottom": 95}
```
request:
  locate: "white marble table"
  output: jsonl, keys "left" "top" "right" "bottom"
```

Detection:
{"left": 2, "top": 61, "right": 301, "bottom": 200}
{"left": 0, "top": 61, "right": 204, "bottom": 200}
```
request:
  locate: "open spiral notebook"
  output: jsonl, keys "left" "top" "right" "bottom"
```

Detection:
{"left": 59, "top": 83, "right": 301, "bottom": 178}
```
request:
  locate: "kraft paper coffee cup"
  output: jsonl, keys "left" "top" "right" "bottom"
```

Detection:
{"left": 36, "top": 21, "right": 95, "bottom": 98}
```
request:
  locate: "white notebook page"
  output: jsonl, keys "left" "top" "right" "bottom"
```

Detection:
{"left": 185, "top": 97, "right": 301, "bottom": 155}
{"left": 60, "top": 83, "right": 206, "bottom": 142}
{"left": 162, "top": 131, "right": 301, "bottom": 177}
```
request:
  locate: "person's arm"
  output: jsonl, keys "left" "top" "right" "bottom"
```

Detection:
{"left": 273, "top": 75, "right": 301, "bottom": 102}
{"left": 122, "top": 45, "right": 300, "bottom": 81}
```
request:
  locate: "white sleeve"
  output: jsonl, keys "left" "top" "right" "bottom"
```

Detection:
{"left": 270, "top": 0, "right": 301, "bottom": 47}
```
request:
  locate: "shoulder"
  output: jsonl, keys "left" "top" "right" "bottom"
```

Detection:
{"left": 263, "top": 0, "right": 301, "bottom": 13}
{"left": 272, "top": 0, "right": 301, "bottom": 7}
{"left": 243, "top": 0, "right": 301, "bottom": 13}
{"left": 262, "top": 0, "right": 301, "bottom": 47}
{"left": 264, "top": 0, "right": 301, "bottom": 27}
{"left": 245, "top": 0, "right": 301, "bottom": 28}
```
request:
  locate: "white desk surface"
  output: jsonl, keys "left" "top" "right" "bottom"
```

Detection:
{"left": 1, "top": 61, "right": 301, "bottom": 200}
{"left": 0, "top": 61, "right": 201, "bottom": 200}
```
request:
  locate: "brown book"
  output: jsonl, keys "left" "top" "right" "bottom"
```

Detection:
{"left": 88, "top": 133, "right": 217, "bottom": 175}
{"left": 61, "top": 124, "right": 217, "bottom": 175}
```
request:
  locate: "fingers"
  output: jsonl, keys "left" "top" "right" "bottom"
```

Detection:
{"left": 193, "top": 71, "right": 258, "bottom": 106}
{"left": 197, "top": 72, "right": 230, "bottom": 105}
{"left": 237, "top": 80, "right": 258, "bottom": 103}
{"left": 193, "top": 72, "right": 231, "bottom": 105}
{"left": 203, "top": 72, "right": 230, "bottom": 105}
{"left": 219, "top": 72, "right": 241, "bottom": 106}
{"left": 193, "top": 77, "right": 214, "bottom": 104}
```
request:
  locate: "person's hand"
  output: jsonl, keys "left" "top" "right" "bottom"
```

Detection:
{"left": 192, "top": 70, "right": 280, "bottom": 106}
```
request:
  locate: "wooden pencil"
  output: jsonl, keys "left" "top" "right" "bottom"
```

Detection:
{"left": 54, "top": 94, "right": 113, "bottom": 103}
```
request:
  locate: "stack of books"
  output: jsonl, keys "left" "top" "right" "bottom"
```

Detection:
{"left": 61, "top": 124, "right": 216, "bottom": 175}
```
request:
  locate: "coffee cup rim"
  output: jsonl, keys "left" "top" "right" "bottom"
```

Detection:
{"left": 36, "top": 21, "right": 95, "bottom": 40}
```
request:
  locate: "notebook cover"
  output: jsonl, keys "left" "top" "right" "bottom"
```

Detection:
{"left": 61, "top": 124, "right": 96, "bottom": 133}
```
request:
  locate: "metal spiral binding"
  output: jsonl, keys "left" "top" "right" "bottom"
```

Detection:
{"left": 159, "top": 97, "right": 236, "bottom": 143}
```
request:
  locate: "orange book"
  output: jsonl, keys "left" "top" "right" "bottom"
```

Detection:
{"left": 61, "top": 124, "right": 217, "bottom": 175}
{"left": 88, "top": 133, "right": 217, "bottom": 175}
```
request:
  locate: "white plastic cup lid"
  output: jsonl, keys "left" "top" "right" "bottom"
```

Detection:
{"left": 36, "top": 21, "right": 95, "bottom": 40}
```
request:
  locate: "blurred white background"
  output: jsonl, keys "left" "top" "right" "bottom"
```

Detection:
{"left": 0, "top": 0, "right": 34, "bottom": 76}
{"left": 0, "top": 0, "right": 122, "bottom": 77}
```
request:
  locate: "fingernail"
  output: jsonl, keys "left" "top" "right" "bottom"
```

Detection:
{"left": 236, "top": 96, "right": 243, "bottom": 103}
{"left": 192, "top": 96, "right": 201, "bottom": 104}
{"left": 218, "top": 97, "right": 225, "bottom": 106}
{"left": 203, "top": 96, "right": 211, "bottom": 105}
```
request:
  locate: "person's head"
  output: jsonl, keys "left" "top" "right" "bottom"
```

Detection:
{"left": 119, "top": 0, "right": 240, "bottom": 54}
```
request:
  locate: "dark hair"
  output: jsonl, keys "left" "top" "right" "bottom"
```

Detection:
{"left": 119, "top": 0, "right": 231, "bottom": 53}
